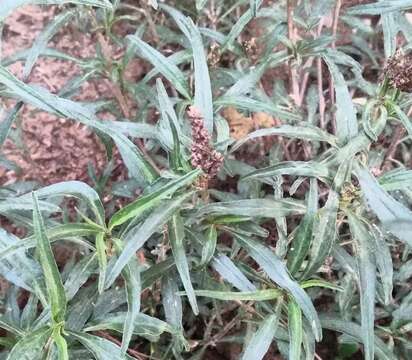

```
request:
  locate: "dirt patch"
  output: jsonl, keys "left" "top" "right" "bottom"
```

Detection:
{"left": 0, "top": 5, "right": 126, "bottom": 186}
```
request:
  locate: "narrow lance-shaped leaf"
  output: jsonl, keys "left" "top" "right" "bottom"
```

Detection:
{"left": 197, "top": 198, "right": 306, "bottom": 219}
{"left": 6, "top": 326, "right": 52, "bottom": 360}
{"left": 0, "top": 102, "right": 23, "bottom": 148}
{"left": 0, "top": 230, "right": 45, "bottom": 301}
{"left": 382, "top": 12, "right": 398, "bottom": 59}
{"left": 95, "top": 232, "right": 107, "bottom": 294}
{"left": 212, "top": 255, "right": 257, "bottom": 292}
{"left": 109, "top": 169, "right": 201, "bottom": 230}
{"left": 200, "top": 225, "right": 217, "bottom": 267}
{"left": 234, "top": 233, "right": 322, "bottom": 341}
{"left": 162, "top": 273, "right": 183, "bottom": 331}
{"left": 347, "top": 0, "right": 412, "bottom": 15}
{"left": 240, "top": 314, "right": 278, "bottom": 360}
{"left": 0, "top": 0, "right": 113, "bottom": 21}
{"left": 302, "top": 190, "right": 339, "bottom": 279}
{"left": 250, "top": 0, "right": 263, "bottom": 17}
{"left": 32, "top": 192, "right": 67, "bottom": 324}
{"left": 287, "top": 179, "right": 318, "bottom": 275}
{"left": 242, "top": 161, "right": 330, "bottom": 182}
{"left": 322, "top": 53, "right": 358, "bottom": 145}
{"left": 169, "top": 213, "right": 199, "bottom": 315}
{"left": 288, "top": 299, "right": 303, "bottom": 360}
{"left": 320, "top": 315, "right": 397, "bottom": 360}
{"left": 120, "top": 256, "right": 141, "bottom": 355}
{"left": 23, "top": 10, "right": 75, "bottom": 79}
{"left": 53, "top": 326, "right": 69, "bottom": 360}
{"left": 162, "top": 273, "right": 189, "bottom": 354}
{"left": 356, "top": 163, "right": 412, "bottom": 247}
{"left": 126, "top": 35, "right": 190, "bottom": 99}
{"left": 19, "top": 181, "right": 105, "bottom": 227}
{"left": 67, "top": 331, "right": 134, "bottom": 360}
{"left": 222, "top": 2, "right": 262, "bottom": 51}
{"left": 231, "top": 124, "right": 337, "bottom": 152}
{"left": 189, "top": 289, "right": 282, "bottom": 301}
{"left": 348, "top": 213, "right": 376, "bottom": 360}
{"left": 371, "top": 225, "right": 393, "bottom": 305}
{"left": 156, "top": 78, "right": 184, "bottom": 150}
{"left": 161, "top": 5, "right": 214, "bottom": 133}
{"left": 105, "top": 192, "right": 194, "bottom": 289}
{"left": 0, "top": 223, "right": 99, "bottom": 262}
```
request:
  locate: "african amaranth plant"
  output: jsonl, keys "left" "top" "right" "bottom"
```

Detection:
{"left": 2, "top": 0, "right": 412, "bottom": 359}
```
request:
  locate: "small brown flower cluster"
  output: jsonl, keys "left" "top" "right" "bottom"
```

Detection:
{"left": 384, "top": 50, "right": 412, "bottom": 93}
{"left": 187, "top": 106, "right": 224, "bottom": 178}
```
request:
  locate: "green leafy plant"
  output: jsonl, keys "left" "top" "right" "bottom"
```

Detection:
{"left": 2, "top": 0, "right": 412, "bottom": 359}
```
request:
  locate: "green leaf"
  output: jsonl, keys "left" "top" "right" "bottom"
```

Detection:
{"left": 156, "top": 78, "right": 184, "bottom": 152}
{"left": 162, "top": 273, "right": 183, "bottom": 331}
{"left": 108, "top": 169, "right": 201, "bottom": 230}
{"left": 222, "top": 4, "right": 261, "bottom": 51}
{"left": 188, "top": 289, "right": 282, "bottom": 301}
{"left": 126, "top": 35, "right": 190, "bottom": 99}
{"left": 120, "top": 257, "right": 141, "bottom": 355}
{"left": 67, "top": 331, "right": 134, "bottom": 360}
{"left": 53, "top": 328, "right": 69, "bottom": 360}
{"left": 161, "top": 5, "right": 213, "bottom": 133}
{"left": 20, "top": 181, "right": 105, "bottom": 226}
{"left": 322, "top": 53, "right": 358, "bottom": 145}
{"left": 0, "top": 316, "right": 24, "bottom": 337}
{"left": 84, "top": 312, "right": 174, "bottom": 342}
{"left": 0, "top": 223, "right": 98, "bottom": 261}
{"left": 64, "top": 254, "right": 97, "bottom": 301}
{"left": 347, "top": 0, "right": 412, "bottom": 15}
{"left": 200, "top": 225, "right": 217, "bottom": 267}
{"left": 382, "top": 12, "right": 398, "bottom": 59}
{"left": 240, "top": 314, "right": 277, "bottom": 360}
{"left": 169, "top": 213, "right": 199, "bottom": 315}
{"left": 250, "top": 0, "right": 263, "bottom": 17}
{"left": 379, "top": 168, "right": 412, "bottom": 191}
{"left": 106, "top": 192, "right": 193, "bottom": 288}
{"left": 6, "top": 326, "right": 52, "bottom": 360}
{"left": 320, "top": 315, "right": 396, "bottom": 360}
{"left": 142, "top": 258, "right": 175, "bottom": 288}
{"left": 288, "top": 299, "right": 303, "bottom": 360}
{"left": 0, "top": 197, "right": 60, "bottom": 214}
{"left": 225, "top": 56, "right": 280, "bottom": 97}
{"left": 198, "top": 198, "right": 306, "bottom": 219}
{"left": 232, "top": 124, "right": 337, "bottom": 152}
{"left": 2, "top": 48, "right": 85, "bottom": 67}
{"left": 287, "top": 179, "right": 317, "bottom": 275}
{"left": 302, "top": 190, "right": 339, "bottom": 278}
{"left": 96, "top": 232, "right": 107, "bottom": 294}
{"left": 0, "top": 0, "right": 113, "bottom": 21}
{"left": 23, "top": 10, "right": 75, "bottom": 79}
{"left": 391, "top": 104, "right": 412, "bottom": 136}
{"left": 212, "top": 255, "right": 257, "bottom": 292}
{"left": 215, "top": 95, "right": 301, "bottom": 123}
{"left": 356, "top": 163, "right": 412, "bottom": 247}
{"left": 32, "top": 192, "right": 66, "bottom": 324}
{"left": 0, "top": 103, "right": 23, "bottom": 148}
{"left": 0, "top": 230, "right": 45, "bottom": 300}
{"left": 235, "top": 233, "right": 322, "bottom": 341}
{"left": 347, "top": 213, "right": 376, "bottom": 360}
{"left": 371, "top": 225, "right": 393, "bottom": 305}
{"left": 242, "top": 161, "right": 330, "bottom": 182}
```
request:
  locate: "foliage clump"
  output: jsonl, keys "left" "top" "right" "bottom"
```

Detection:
{"left": 1, "top": 1, "right": 412, "bottom": 359}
